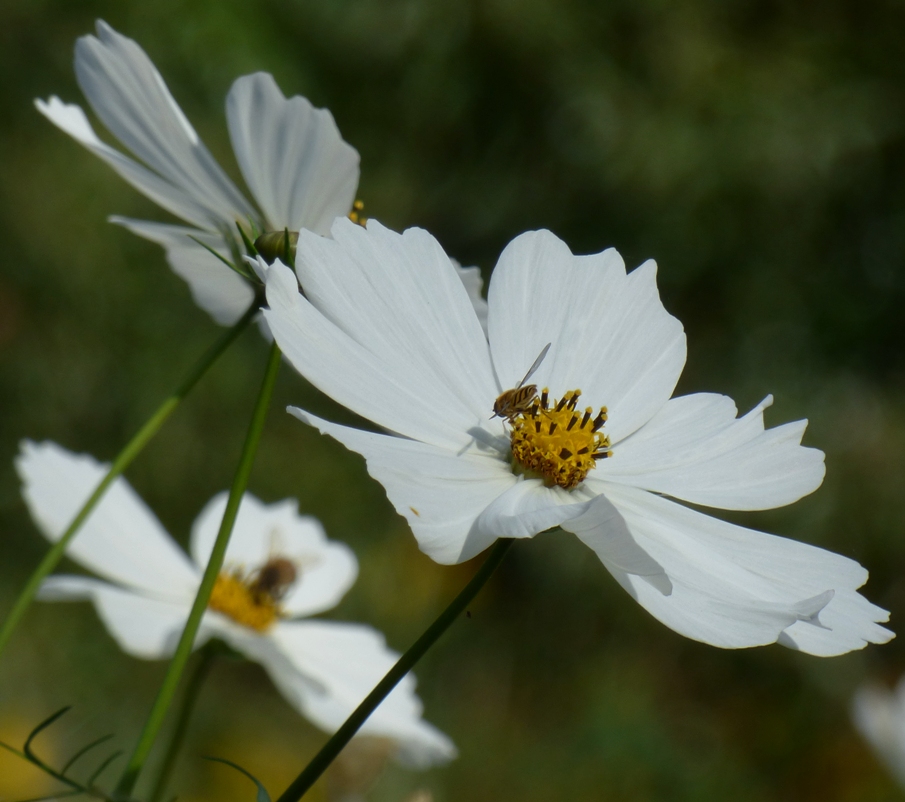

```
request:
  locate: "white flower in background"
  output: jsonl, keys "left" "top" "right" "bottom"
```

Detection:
{"left": 853, "top": 679, "right": 905, "bottom": 787}
{"left": 35, "top": 21, "right": 490, "bottom": 331}
{"left": 36, "top": 20, "right": 359, "bottom": 325}
{"left": 15, "top": 440, "right": 455, "bottom": 768}
{"left": 260, "top": 218, "right": 892, "bottom": 656}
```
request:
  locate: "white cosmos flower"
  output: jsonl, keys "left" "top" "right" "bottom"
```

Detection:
{"left": 852, "top": 678, "right": 905, "bottom": 787}
{"left": 259, "top": 218, "right": 892, "bottom": 657}
{"left": 15, "top": 440, "right": 455, "bottom": 768}
{"left": 35, "top": 20, "right": 360, "bottom": 326}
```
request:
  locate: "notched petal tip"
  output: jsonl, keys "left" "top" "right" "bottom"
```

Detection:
{"left": 331, "top": 212, "right": 377, "bottom": 240}
{"left": 793, "top": 589, "right": 835, "bottom": 629}
{"left": 94, "top": 18, "right": 116, "bottom": 39}
{"left": 632, "top": 257, "right": 658, "bottom": 278}
{"left": 34, "top": 96, "right": 101, "bottom": 146}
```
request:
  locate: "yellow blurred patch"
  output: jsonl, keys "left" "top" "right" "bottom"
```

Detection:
{"left": 0, "top": 714, "right": 61, "bottom": 798}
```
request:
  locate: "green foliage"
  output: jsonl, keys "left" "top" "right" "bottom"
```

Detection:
{"left": 205, "top": 757, "right": 272, "bottom": 802}
{"left": 0, "top": 706, "right": 125, "bottom": 800}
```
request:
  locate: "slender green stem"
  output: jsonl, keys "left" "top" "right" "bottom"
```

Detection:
{"left": 276, "top": 538, "right": 515, "bottom": 802}
{"left": 147, "top": 645, "right": 216, "bottom": 802}
{"left": 114, "top": 341, "right": 282, "bottom": 798}
{"left": 0, "top": 303, "right": 259, "bottom": 660}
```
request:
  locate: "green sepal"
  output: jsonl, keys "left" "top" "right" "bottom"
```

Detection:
{"left": 237, "top": 220, "right": 260, "bottom": 257}
{"left": 282, "top": 227, "right": 294, "bottom": 268}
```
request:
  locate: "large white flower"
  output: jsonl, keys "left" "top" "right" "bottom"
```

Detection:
{"left": 260, "top": 218, "right": 892, "bottom": 657}
{"left": 15, "top": 440, "right": 455, "bottom": 768}
{"left": 852, "top": 678, "right": 905, "bottom": 787}
{"left": 36, "top": 20, "right": 359, "bottom": 325}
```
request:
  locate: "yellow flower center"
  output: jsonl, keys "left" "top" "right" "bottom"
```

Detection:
{"left": 208, "top": 571, "right": 281, "bottom": 632}
{"left": 509, "top": 388, "right": 611, "bottom": 490}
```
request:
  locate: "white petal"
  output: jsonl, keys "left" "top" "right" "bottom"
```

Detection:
{"left": 111, "top": 217, "right": 256, "bottom": 325}
{"left": 451, "top": 260, "right": 489, "bottom": 337}
{"left": 73, "top": 21, "right": 256, "bottom": 228}
{"left": 163, "top": 241, "right": 254, "bottom": 327}
{"left": 560, "top": 494, "right": 672, "bottom": 594}
{"left": 226, "top": 73, "right": 359, "bottom": 233}
{"left": 599, "top": 483, "right": 891, "bottom": 654}
{"left": 36, "top": 96, "right": 217, "bottom": 230}
{"left": 190, "top": 492, "right": 358, "bottom": 617}
{"left": 472, "top": 479, "right": 594, "bottom": 541}
{"left": 290, "top": 408, "right": 517, "bottom": 564}
{"left": 487, "top": 231, "right": 686, "bottom": 443}
{"left": 246, "top": 253, "right": 271, "bottom": 284}
{"left": 778, "top": 591, "right": 895, "bottom": 656}
{"left": 16, "top": 440, "right": 199, "bottom": 599}
{"left": 263, "top": 620, "right": 457, "bottom": 768}
{"left": 264, "top": 255, "right": 498, "bottom": 451}
{"left": 852, "top": 681, "right": 905, "bottom": 785}
{"left": 298, "top": 219, "right": 497, "bottom": 420}
{"left": 598, "top": 393, "right": 826, "bottom": 510}
{"left": 38, "top": 577, "right": 192, "bottom": 659}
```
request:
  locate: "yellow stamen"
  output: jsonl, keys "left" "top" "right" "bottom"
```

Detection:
{"left": 348, "top": 199, "right": 367, "bottom": 227}
{"left": 509, "top": 389, "right": 611, "bottom": 490}
{"left": 208, "top": 571, "right": 280, "bottom": 632}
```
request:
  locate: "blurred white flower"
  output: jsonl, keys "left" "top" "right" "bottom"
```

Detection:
{"left": 260, "top": 218, "right": 892, "bottom": 656}
{"left": 853, "top": 678, "right": 905, "bottom": 786}
{"left": 15, "top": 440, "right": 455, "bottom": 768}
{"left": 36, "top": 20, "right": 359, "bottom": 325}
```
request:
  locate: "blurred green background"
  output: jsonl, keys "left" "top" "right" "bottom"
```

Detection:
{"left": 2, "top": 0, "right": 905, "bottom": 799}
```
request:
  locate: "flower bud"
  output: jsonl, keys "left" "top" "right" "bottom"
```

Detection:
{"left": 254, "top": 230, "right": 298, "bottom": 264}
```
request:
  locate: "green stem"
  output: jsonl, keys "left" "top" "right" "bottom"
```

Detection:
{"left": 147, "top": 645, "right": 216, "bottom": 802}
{"left": 114, "top": 341, "right": 282, "bottom": 798}
{"left": 0, "top": 303, "right": 259, "bottom": 660}
{"left": 275, "top": 538, "right": 515, "bottom": 802}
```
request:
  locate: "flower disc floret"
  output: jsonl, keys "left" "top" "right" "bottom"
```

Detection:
{"left": 509, "top": 389, "right": 611, "bottom": 489}
{"left": 209, "top": 571, "right": 281, "bottom": 632}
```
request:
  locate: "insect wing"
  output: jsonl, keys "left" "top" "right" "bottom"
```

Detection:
{"left": 515, "top": 342, "right": 551, "bottom": 390}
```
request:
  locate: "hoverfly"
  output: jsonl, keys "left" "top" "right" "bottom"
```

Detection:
{"left": 248, "top": 557, "right": 298, "bottom": 604}
{"left": 492, "top": 342, "right": 552, "bottom": 421}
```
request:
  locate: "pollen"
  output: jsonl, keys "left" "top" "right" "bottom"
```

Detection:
{"left": 208, "top": 571, "right": 280, "bottom": 632}
{"left": 509, "top": 389, "right": 611, "bottom": 490}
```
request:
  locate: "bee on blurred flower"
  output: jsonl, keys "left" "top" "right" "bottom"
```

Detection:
{"left": 249, "top": 556, "right": 298, "bottom": 604}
